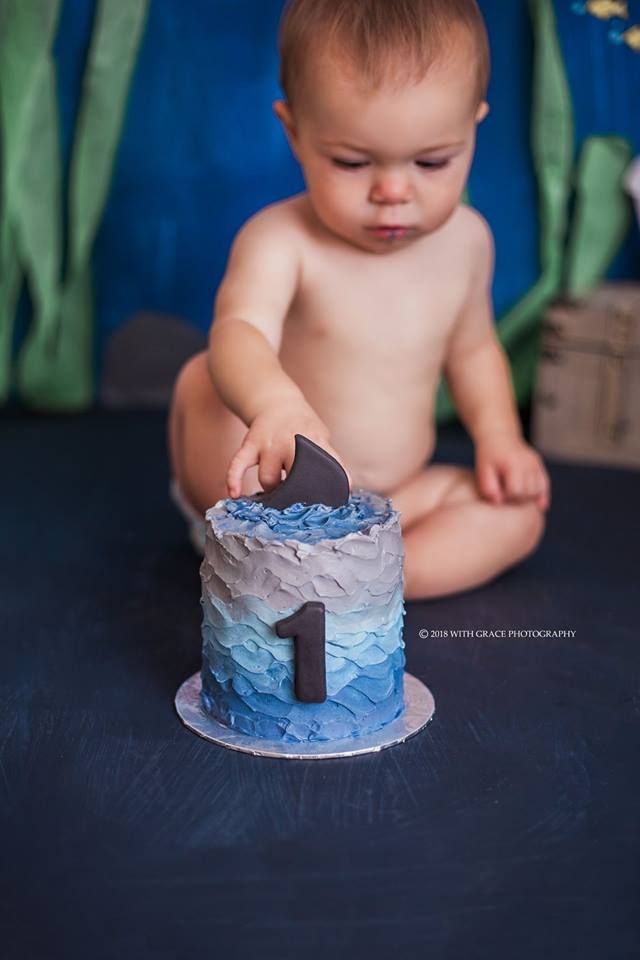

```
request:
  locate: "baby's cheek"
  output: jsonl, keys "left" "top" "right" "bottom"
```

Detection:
{"left": 328, "top": 184, "right": 360, "bottom": 224}
{"left": 313, "top": 175, "right": 340, "bottom": 205}
{"left": 328, "top": 177, "right": 356, "bottom": 206}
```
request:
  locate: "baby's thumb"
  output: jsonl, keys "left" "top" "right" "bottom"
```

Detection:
{"left": 227, "top": 438, "right": 259, "bottom": 498}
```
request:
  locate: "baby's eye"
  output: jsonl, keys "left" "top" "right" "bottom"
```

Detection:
{"left": 415, "top": 159, "right": 450, "bottom": 170}
{"left": 332, "top": 158, "right": 369, "bottom": 169}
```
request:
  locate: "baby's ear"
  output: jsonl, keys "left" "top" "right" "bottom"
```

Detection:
{"left": 273, "top": 99, "right": 301, "bottom": 160}
{"left": 476, "top": 100, "right": 490, "bottom": 123}
{"left": 273, "top": 100, "right": 296, "bottom": 137}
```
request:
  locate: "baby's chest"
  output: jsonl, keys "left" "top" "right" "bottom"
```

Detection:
{"left": 289, "top": 253, "right": 468, "bottom": 364}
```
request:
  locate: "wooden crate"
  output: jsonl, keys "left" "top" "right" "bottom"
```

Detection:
{"left": 532, "top": 283, "right": 640, "bottom": 470}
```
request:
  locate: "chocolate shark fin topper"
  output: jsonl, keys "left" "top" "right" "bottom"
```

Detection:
{"left": 250, "top": 434, "right": 350, "bottom": 510}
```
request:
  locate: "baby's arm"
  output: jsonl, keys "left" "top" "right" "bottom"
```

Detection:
{"left": 208, "top": 208, "right": 347, "bottom": 498}
{"left": 443, "top": 213, "right": 550, "bottom": 511}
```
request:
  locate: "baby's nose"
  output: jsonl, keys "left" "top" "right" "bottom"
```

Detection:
{"left": 369, "top": 171, "right": 411, "bottom": 205}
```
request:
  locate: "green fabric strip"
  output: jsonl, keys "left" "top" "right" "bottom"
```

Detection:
{"left": 67, "top": 0, "right": 150, "bottom": 274}
{"left": 17, "top": 0, "right": 149, "bottom": 409}
{"left": 564, "top": 135, "right": 633, "bottom": 298}
{"left": 0, "top": 0, "right": 63, "bottom": 402}
{"left": 18, "top": 263, "right": 95, "bottom": 409}
{"left": 495, "top": 0, "right": 574, "bottom": 357}
{"left": 0, "top": 234, "right": 22, "bottom": 402}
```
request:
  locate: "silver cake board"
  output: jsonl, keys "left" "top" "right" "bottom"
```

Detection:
{"left": 175, "top": 672, "right": 435, "bottom": 760}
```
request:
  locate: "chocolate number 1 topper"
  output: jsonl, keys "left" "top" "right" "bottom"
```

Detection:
{"left": 275, "top": 602, "right": 327, "bottom": 703}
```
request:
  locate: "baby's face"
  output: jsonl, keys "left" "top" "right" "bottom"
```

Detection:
{"left": 276, "top": 45, "right": 488, "bottom": 254}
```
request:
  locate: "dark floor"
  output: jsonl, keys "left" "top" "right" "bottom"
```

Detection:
{"left": 1, "top": 410, "right": 639, "bottom": 960}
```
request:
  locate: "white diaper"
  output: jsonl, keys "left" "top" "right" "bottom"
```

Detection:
{"left": 169, "top": 478, "right": 206, "bottom": 556}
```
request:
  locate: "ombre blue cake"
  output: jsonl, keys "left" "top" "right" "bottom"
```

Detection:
{"left": 199, "top": 490, "right": 406, "bottom": 744}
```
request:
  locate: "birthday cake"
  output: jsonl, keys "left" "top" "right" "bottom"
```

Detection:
{"left": 199, "top": 491, "right": 406, "bottom": 744}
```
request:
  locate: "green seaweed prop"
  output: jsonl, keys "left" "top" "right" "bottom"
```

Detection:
{"left": 0, "top": 0, "right": 63, "bottom": 404}
{"left": 564, "top": 135, "right": 632, "bottom": 297}
{"left": 0, "top": 0, "right": 149, "bottom": 409}
{"left": 436, "top": 0, "right": 633, "bottom": 423}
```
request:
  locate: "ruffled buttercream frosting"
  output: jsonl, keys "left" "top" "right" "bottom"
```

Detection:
{"left": 213, "top": 489, "right": 395, "bottom": 543}
{"left": 199, "top": 489, "right": 406, "bottom": 743}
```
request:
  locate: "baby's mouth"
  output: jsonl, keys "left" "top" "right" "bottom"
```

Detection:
{"left": 367, "top": 226, "right": 412, "bottom": 240}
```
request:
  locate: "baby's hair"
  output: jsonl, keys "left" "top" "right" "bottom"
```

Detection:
{"left": 278, "top": 0, "right": 490, "bottom": 110}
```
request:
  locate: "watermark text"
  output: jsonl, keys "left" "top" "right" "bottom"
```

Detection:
{"left": 417, "top": 628, "right": 576, "bottom": 639}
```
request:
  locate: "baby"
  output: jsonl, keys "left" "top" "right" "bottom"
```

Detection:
{"left": 169, "top": 0, "right": 550, "bottom": 600}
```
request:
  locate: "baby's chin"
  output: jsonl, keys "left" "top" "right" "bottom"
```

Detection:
{"left": 321, "top": 219, "right": 428, "bottom": 255}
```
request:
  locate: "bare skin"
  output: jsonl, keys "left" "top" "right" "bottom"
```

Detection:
{"left": 169, "top": 39, "right": 550, "bottom": 600}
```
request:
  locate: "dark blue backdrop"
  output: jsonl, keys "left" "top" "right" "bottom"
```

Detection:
{"left": 53, "top": 0, "right": 640, "bottom": 377}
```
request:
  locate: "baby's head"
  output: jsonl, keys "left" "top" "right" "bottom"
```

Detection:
{"left": 274, "top": 0, "right": 490, "bottom": 253}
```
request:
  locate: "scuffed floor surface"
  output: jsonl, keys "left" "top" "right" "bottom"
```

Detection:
{"left": 1, "top": 410, "right": 638, "bottom": 960}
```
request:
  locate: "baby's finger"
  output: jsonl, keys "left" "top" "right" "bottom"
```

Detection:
{"left": 524, "top": 469, "right": 542, "bottom": 500}
{"left": 536, "top": 491, "right": 550, "bottom": 512}
{"left": 504, "top": 463, "right": 525, "bottom": 501}
{"left": 477, "top": 460, "right": 503, "bottom": 503}
{"left": 258, "top": 446, "right": 288, "bottom": 493}
{"left": 536, "top": 467, "right": 551, "bottom": 511}
{"left": 227, "top": 439, "right": 259, "bottom": 498}
{"left": 523, "top": 457, "right": 547, "bottom": 500}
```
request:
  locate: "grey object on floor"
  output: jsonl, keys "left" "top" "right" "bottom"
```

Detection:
{"left": 101, "top": 312, "right": 206, "bottom": 409}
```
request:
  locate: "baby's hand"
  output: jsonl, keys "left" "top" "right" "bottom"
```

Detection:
{"left": 475, "top": 432, "right": 551, "bottom": 512}
{"left": 226, "top": 400, "right": 351, "bottom": 499}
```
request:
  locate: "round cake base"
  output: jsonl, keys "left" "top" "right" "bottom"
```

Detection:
{"left": 174, "top": 672, "right": 435, "bottom": 760}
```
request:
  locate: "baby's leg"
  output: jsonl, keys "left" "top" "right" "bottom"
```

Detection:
{"left": 391, "top": 465, "right": 545, "bottom": 601}
{"left": 168, "top": 351, "right": 261, "bottom": 514}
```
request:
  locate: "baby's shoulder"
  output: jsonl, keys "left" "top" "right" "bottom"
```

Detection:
{"left": 234, "top": 194, "right": 310, "bottom": 249}
{"left": 448, "top": 204, "right": 495, "bottom": 266}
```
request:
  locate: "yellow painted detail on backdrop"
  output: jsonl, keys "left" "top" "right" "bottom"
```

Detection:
{"left": 585, "top": 1, "right": 628, "bottom": 19}
{"left": 622, "top": 23, "right": 640, "bottom": 46}
{"left": 572, "top": 0, "right": 640, "bottom": 51}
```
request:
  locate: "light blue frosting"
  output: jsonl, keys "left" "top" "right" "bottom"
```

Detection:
{"left": 214, "top": 490, "right": 394, "bottom": 543}
{"left": 201, "top": 586, "right": 405, "bottom": 742}
{"left": 200, "top": 490, "right": 406, "bottom": 744}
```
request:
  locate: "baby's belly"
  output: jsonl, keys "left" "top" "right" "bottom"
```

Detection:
{"left": 281, "top": 345, "right": 438, "bottom": 495}
{"left": 337, "top": 420, "right": 436, "bottom": 495}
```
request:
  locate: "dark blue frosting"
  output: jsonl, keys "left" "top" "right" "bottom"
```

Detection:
{"left": 214, "top": 490, "right": 394, "bottom": 543}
